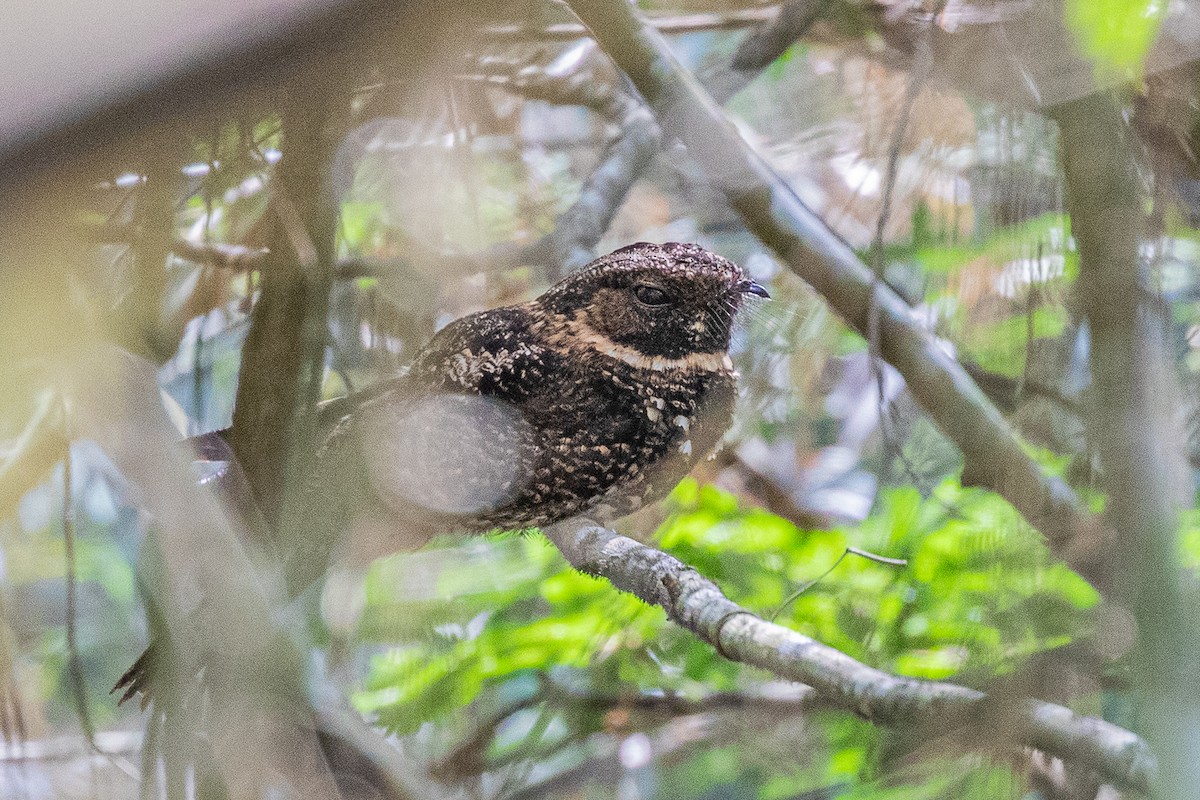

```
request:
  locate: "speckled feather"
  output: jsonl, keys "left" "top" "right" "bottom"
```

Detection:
{"left": 296, "top": 241, "right": 761, "bottom": 578}
{"left": 115, "top": 242, "right": 764, "bottom": 705}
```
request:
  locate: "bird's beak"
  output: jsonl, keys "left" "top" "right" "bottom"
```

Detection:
{"left": 739, "top": 280, "right": 771, "bottom": 299}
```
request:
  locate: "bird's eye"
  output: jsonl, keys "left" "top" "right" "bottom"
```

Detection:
{"left": 634, "top": 284, "right": 671, "bottom": 306}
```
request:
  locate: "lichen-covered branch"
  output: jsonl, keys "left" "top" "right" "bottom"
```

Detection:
{"left": 564, "top": 0, "right": 1106, "bottom": 584}
{"left": 544, "top": 521, "right": 1154, "bottom": 794}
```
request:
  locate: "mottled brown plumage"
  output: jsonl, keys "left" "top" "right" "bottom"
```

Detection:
{"left": 302, "top": 241, "right": 765, "bottom": 571}
{"left": 115, "top": 241, "right": 766, "bottom": 705}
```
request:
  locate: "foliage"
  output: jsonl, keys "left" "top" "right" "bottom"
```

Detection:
{"left": 352, "top": 476, "right": 1099, "bottom": 795}
{"left": 1066, "top": 0, "right": 1166, "bottom": 79}
{"left": 7, "top": 1, "right": 1200, "bottom": 796}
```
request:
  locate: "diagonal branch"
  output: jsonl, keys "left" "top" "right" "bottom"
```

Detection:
{"left": 563, "top": 0, "right": 1107, "bottom": 585}
{"left": 0, "top": 390, "right": 66, "bottom": 524}
{"left": 704, "top": 0, "right": 831, "bottom": 104}
{"left": 544, "top": 520, "right": 1154, "bottom": 794}
{"left": 443, "top": 99, "right": 659, "bottom": 280}
{"left": 444, "top": 6, "right": 830, "bottom": 280}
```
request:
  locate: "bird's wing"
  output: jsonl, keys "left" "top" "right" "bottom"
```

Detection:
{"left": 293, "top": 304, "right": 562, "bottom": 582}
{"left": 402, "top": 303, "right": 559, "bottom": 402}
{"left": 350, "top": 304, "right": 562, "bottom": 521}
{"left": 314, "top": 302, "right": 556, "bottom": 437}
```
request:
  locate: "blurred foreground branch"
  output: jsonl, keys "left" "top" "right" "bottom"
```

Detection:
{"left": 544, "top": 520, "right": 1154, "bottom": 794}
{"left": 0, "top": 391, "right": 65, "bottom": 524}
{"left": 229, "top": 84, "right": 344, "bottom": 524}
{"left": 170, "top": 238, "right": 269, "bottom": 271}
{"left": 482, "top": 7, "right": 779, "bottom": 41}
{"left": 74, "top": 347, "right": 337, "bottom": 800}
{"left": 1057, "top": 91, "right": 1199, "bottom": 798}
{"left": 89, "top": 225, "right": 415, "bottom": 281}
{"left": 565, "top": 0, "right": 1107, "bottom": 584}
{"left": 0, "top": 730, "right": 142, "bottom": 762}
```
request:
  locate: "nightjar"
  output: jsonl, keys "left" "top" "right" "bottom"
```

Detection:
{"left": 115, "top": 241, "right": 766, "bottom": 704}
{"left": 301, "top": 240, "right": 768, "bottom": 579}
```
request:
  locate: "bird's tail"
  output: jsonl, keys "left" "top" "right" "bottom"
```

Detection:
{"left": 111, "top": 644, "right": 158, "bottom": 710}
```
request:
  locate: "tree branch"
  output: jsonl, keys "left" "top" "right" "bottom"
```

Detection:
{"left": 542, "top": 98, "right": 660, "bottom": 278}
{"left": 704, "top": 0, "right": 831, "bottom": 104}
{"left": 73, "top": 347, "right": 337, "bottom": 800}
{"left": 430, "top": 5, "right": 833, "bottom": 280}
{"left": 481, "top": 8, "right": 781, "bottom": 41}
{"left": 170, "top": 238, "right": 269, "bottom": 271}
{"left": 501, "top": 715, "right": 725, "bottom": 800}
{"left": 435, "top": 676, "right": 825, "bottom": 780}
{"left": 0, "top": 730, "right": 142, "bottom": 762}
{"left": 1056, "top": 91, "right": 1199, "bottom": 797}
{"left": 441, "top": 109, "right": 658, "bottom": 279}
{"left": 88, "top": 225, "right": 415, "bottom": 281}
{"left": 0, "top": 390, "right": 66, "bottom": 524}
{"left": 563, "top": 0, "right": 1107, "bottom": 584}
{"left": 228, "top": 83, "right": 343, "bottom": 525}
{"left": 544, "top": 521, "right": 1154, "bottom": 794}
{"left": 119, "top": 155, "right": 187, "bottom": 361}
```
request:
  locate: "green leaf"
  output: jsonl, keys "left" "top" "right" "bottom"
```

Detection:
{"left": 1066, "top": 0, "right": 1165, "bottom": 78}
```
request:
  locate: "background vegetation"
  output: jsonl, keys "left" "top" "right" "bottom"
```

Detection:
{"left": 1, "top": 1, "right": 1198, "bottom": 798}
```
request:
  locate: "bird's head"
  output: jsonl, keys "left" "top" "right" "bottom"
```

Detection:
{"left": 539, "top": 242, "right": 768, "bottom": 362}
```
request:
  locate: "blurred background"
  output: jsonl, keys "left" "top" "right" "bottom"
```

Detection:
{"left": 1, "top": 0, "right": 1198, "bottom": 798}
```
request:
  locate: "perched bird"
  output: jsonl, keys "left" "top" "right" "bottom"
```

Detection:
{"left": 308, "top": 240, "right": 768, "bottom": 566}
{"left": 115, "top": 241, "right": 767, "bottom": 704}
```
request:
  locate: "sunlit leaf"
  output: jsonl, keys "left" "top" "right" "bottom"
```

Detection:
{"left": 1066, "top": 0, "right": 1165, "bottom": 78}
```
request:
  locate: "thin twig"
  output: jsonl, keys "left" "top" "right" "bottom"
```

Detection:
{"left": 771, "top": 546, "right": 907, "bottom": 621}
{"left": 62, "top": 440, "right": 97, "bottom": 746}
{"left": 867, "top": 15, "right": 934, "bottom": 496}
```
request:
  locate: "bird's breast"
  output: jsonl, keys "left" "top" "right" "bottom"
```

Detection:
{"left": 495, "top": 357, "right": 736, "bottom": 526}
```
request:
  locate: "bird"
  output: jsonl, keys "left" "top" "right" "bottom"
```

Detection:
{"left": 114, "top": 240, "right": 768, "bottom": 705}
